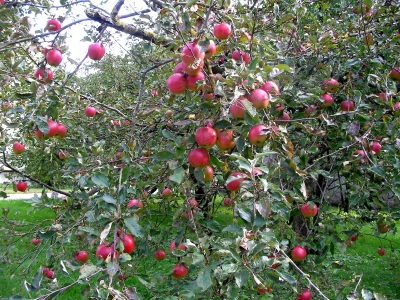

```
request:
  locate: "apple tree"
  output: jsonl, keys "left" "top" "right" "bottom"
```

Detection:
{"left": 0, "top": 0, "right": 399, "bottom": 298}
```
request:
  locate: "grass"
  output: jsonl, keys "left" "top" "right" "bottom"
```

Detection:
{"left": 0, "top": 200, "right": 399, "bottom": 299}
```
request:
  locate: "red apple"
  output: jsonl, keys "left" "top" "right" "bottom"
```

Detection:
{"left": 216, "top": 130, "right": 235, "bottom": 151}
{"left": 120, "top": 233, "right": 135, "bottom": 254}
{"left": 45, "top": 120, "right": 59, "bottom": 138}
{"left": 370, "top": 141, "right": 381, "bottom": 155}
{"left": 85, "top": 106, "right": 96, "bottom": 117}
{"left": 46, "top": 19, "right": 61, "bottom": 32}
{"left": 55, "top": 123, "right": 67, "bottom": 138}
{"left": 257, "top": 286, "right": 271, "bottom": 294}
{"left": 172, "top": 264, "right": 188, "bottom": 279}
{"left": 189, "top": 199, "right": 198, "bottom": 207}
{"left": 46, "top": 49, "right": 62, "bottom": 66}
{"left": 278, "top": 112, "right": 290, "bottom": 121}
{"left": 162, "top": 188, "right": 172, "bottom": 197}
{"left": 181, "top": 43, "right": 204, "bottom": 65}
{"left": 46, "top": 270, "right": 55, "bottom": 279}
{"left": 297, "top": 288, "right": 312, "bottom": 300}
{"left": 203, "top": 40, "right": 216, "bottom": 58}
{"left": 249, "top": 89, "right": 270, "bottom": 109}
{"left": 58, "top": 151, "right": 69, "bottom": 159}
{"left": 354, "top": 149, "right": 367, "bottom": 163}
{"left": 154, "top": 249, "right": 166, "bottom": 261}
{"left": 188, "top": 148, "right": 210, "bottom": 168}
{"left": 118, "top": 274, "right": 127, "bottom": 281}
{"left": 378, "top": 92, "right": 388, "bottom": 102}
{"left": 351, "top": 234, "right": 357, "bottom": 241}
{"left": 186, "top": 72, "right": 205, "bottom": 91}
{"left": 42, "top": 268, "right": 50, "bottom": 275}
{"left": 173, "top": 62, "right": 184, "bottom": 73}
{"left": 229, "top": 97, "right": 247, "bottom": 119}
{"left": 261, "top": 81, "right": 280, "bottom": 95}
{"left": 33, "top": 129, "right": 44, "bottom": 140}
{"left": 96, "top": 243, "right": 118, "bottom": 261}
{"left": 393, "top": 102, "right": 400, "bottom": 116}
{"left": 226, "top": 172, "right": 245, "bottom": 192}
{"left": 378, "top": 222, "right": 389, "bottom": 233}
{"left": 170, "top": 241, "right": 186, "bottom": 252}
{"left": 16, "top": 181, "right": 27, "bottom": 192}
{"left": 320, "top": 93, "right": 333, "bottom": 108}
{"left": 248, "top": 124, "right": 268, "bottom": 146}
{"left": 127, "top": 199, "right": 144, "bottom": 214}
{"left": 223, "top": 198, "right": 232, "bottom": 207}
{"left": 181, "top": 60, "right": 204, "bottom": 76}
{"left": 341, "top": 100, "right": 355, "bottom": 112}
{"left": 378, "top": 248, "right": 385, "bottom": 256}
{"left": 195, "top": 125, "right": 217, "bottom": 148}
{"left": 306, "top": 105, "right": 318, "bottom": 117}
{"left": 323, "top": 78, "right": 339, "bottom": 93}
{"left": 389, "top": 67, "right": 400, "bottom": 81}
{"left": 31, "top": 238, "right": 40, "bottom": 246}
{"left": 203, "top": 165, "right": 214, "bottom": 182}
{"left": 34, "top": 68, "right": 53, "bottom": 82}
{"left": 232, "top": 50, "right": 250, "bottom": 64}
{"left": 214, "top": 23, "right": 232, "bottom": 40}
{"left": 88, "top": 43, "right": 106, "bottom": 60}
{"left": 167, "top": 73, "right": 187, "bottom": 94}
{"left": 300, "top": 202, "right": 318, "bottom": 217}
{"left": 75, "top": 250, "right": 89, "bottom": 263}
{"left": 116, "top": 151, "right": 123, "bottom": 159}
{"left": 12, "top": 142, "right": 25, "bottom": 154}
{"left": 291, "top": 246, "right": 307, "bottom": 262}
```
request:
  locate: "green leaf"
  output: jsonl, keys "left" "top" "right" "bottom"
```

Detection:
{"left": 169, "top": 167, "right": 185, "bottom": 184}
{"left": 248, "top": 57, "right": 260, "bottom": 70}
{"left": 369, "top": 166, "right": 386, "bottom": 178}
{"left": 35, "top": 116, "right": 50, "bottom": 135}
{"left": 242, "top": 99, "right": 257, "bottom": 117}
{"left": 222, "top": 224, "right": 241, "bottom": 233}
{"left": 235, "top": 136, "right": 245, "bottom": 152}
{"left": 118, "top": 186, "right": 127, "bottom": 204}
{"left": 79, "top": 264, "right": 98, "bottom": 279}
{"left": 91, "top": 173, "right": 109, "bottom": 188}
{"left": 275, "top": 64, "right": 291, "bottom": 72}
{"left": 162, "top": 129, "right": 180, "bottom": 144}
{"left": 203, "top": 219, "right": 222, "bottom": 232}
{"left": 121, "top": 166, "right": 130, "bottom": 183}
{"left": 124, "top": 217, "right": 144, "bottom": 238}
{"left": 195, "top": 266, "right": 212, "bottom": 291}
{"left": 210, "top": 154, "right": 225, "bottom": 167}
{"left": 32, "top": 267, "right": 43, "bottom": 289}
{"left": 235, "top": 269, "right": 250, "bottom": 288}
{"left": 214, "top": 119, "right": 232, "bottom": 129}
{"left": 237, "top": 206, "right": 252, "bottom": 223}
{"left": 276, "top": 271, "right": 296, "bottom": 285}
{"left": 102, "top": 194, "right": 116, "bottom": 204}
{"left": 361, "top": 289, "right": 373, "bottom": 300}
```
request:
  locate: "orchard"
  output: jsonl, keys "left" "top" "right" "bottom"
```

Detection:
{"left": 0, "top": 0, "right": 399, "bottom": 299}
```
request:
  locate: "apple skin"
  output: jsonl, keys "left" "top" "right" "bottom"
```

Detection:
{"left": 85, "top": 106, "right": 96, "bottom": 117}
{"left": 186, "top": 72, "right": 205, "bottom": 91}
{"left": 300, "top": 202, "right": 318, "bottom": 218}
{"left": 170, "top": 241, "right": 186, "bottom": 252}
{"left": 291, "top": 246, "right": 307, "bottom": 262}
{"left": 232, "top": 50, "right": 250, "bottom": 64}
{"left": 120, "top": 233, "right": 135, "bottom": 254}
{"left": 12, "top": 142, "right": 25, "bottom": 154}
{"left": 172, "top": 264, "right": 188, "bottom": 279}
{"left": 154, "top": 249, "right": 166, "bottom": 261}
{"left": 34, "top": 68, "right": 53, "bottom": 82}
{"left": 226, "top": 172, "right": 245, "bottom": 192}
{"left": 96, "top": 243, "right": 119, "bottom": 261}
{"left": 45, "top": 120, "right": 59, "bottom": 138}
{"left": 203, "top": 40, "right": 216, "bottom": 58}
{"left": 340, "top": 100, "right": 355, "bottom": 112}
{"left": 351, "top": 234, "right": 357, "bottom": 241}
{"left": 229, "top": 97, "right": 247, "bottom": 119}
{"left": 181, "top": 60, "right": 204, "bottom": 76}
{"left": 249, "top": 89, "right": 270, "bottom": 110}
{"left": 46, "top": 49, "right": 63, "bottom": 66}
{"left": 55, "top": 123, "right": 67, "bottom": 138}
{"left": 214, "top": 23, "right": 232, "bottom": 40}
{"left": 127, "top": 199, "right": 144, "bottom": 214}
{"left": 261, "top": 81, "right": 280, "bottom": 95}
{"left": 297, "top": 289, "right": 312, "bottom": 300}
{"left": 389, "top": 67, "right": 400, "bottom": 81}
{"left": 323, "top": 78, "right": 339, "bottom": 93}
{"left": 223, "top": 198, "right": 232, "bottom": 207}
{"left": 58, "top": 151, "right": 69, "bottom": 159}
{"left": 320, "top": 93, "right": 333, "bottom": 108}
{"left": 167, "top": 73, "right": 187, "bottom": 94}
{"left": 188, "top": 148, "right": 210, "bottom": 168}
{"left": 278, "top": 112, "right": 290, "bottom": 121}
{"left": 88, "top": 43, "right": 106, "bottom": 60}
{"left": 378, "top": 222, "right": 389, "bottom": 233}
{"left": 173, "top": 62, "right": 184, "bottom": 73}
{"left": 31, "top": 238, "right": 40, "bottom": 246}
{"left": 248, "top": 124, "right": 268, "bottom": 146}
{"left": 378, "top": 248, "right": 385, "bottom": 256}
{"left": 162, "top": 188, "right": 172, "bottom": 197}
{"left": 306, "top": 105, "right": 318, "bottom": 117}
{"left": 216, "top": 130, "right": 235, "bottom": 152}
{"left": 75, "top": 250, "right": 89, "bottom": 263}
{"left": 203, "top": 165, "right": 214, "bottom": 182}
{"left": 46, "top": 270, "right": 55, "bottom": 279}
{"left": 195, "top": 125, "right": 217, "bottom": 148}
{"left": 370, "top": 141, "right": 381, "bottom": 155}
{"left": 257, "top": 286, "right": 271, "bottom": 294}
{"left": 181, "top": 43, "right": 204, "bottom": 65}
{"left": 393, "top": 102, "right": 400, "bottom": 116}
{"left": 46, "top": 19, "right": 61, "bottom": 32}
{"left": 16, "top": 181, "right": 27, "bottom": 192}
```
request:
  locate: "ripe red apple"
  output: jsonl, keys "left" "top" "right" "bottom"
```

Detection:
{"left": 45, "top": 120, "right": 59, "bottom": 138}
{"left": 232, "top": 50, "right": 250, "bottom": 64}
{"left": 55, "top": 123, "right": 67, "bottom": 138}
{"left": 370, "top": 141, "right": 381, "bottom": 155}
{"left": 31, "top": 238, "right": 40, "bottom": 246}
{"left": 173, "top": 62, "right": 184, "bottom": 73}
{"left": 85, "top": 106, "right": 96, "bottom": 117}
{"left": 120, "top": 233, "right": 135, "bottom": 254}
{"left": 300, "top": 202, "right": 318, "bottom": 217}
{"left": 46, "top": 49, "right": 63, "bottom": 66}
{"left": 0, "top": 0, "right": 5, "bottom": 5}
{"left": 261, "top": 81, "right": 280, "bottom": 95}
{"left": 203, "top": 40, "right": 216, "bottom": 58}
{"left": 393, "top": 102, "right": 400, "bottom": 116}
{"left": 297, "top": 288, "right": 312, "bottom": 300}
{"left": 34, "top": 68, "right": 53, "bottom": 82}
{"left": 58, "top": 151, "right": 69, "bottom": 159}
{"left": 181, "top": 43, "right": 204, "bottom": 65}
{"left": 378, "top": 248, "right": 385, "bottom": 256}
{"left": 203, "top": 165, "right": 214, "bottom": 182}
{"left": 378, "top": 222, "right": 389, "bottom": 233}
{"left": 118, "top": 274, "right": 127, "bottom": 280}
{"left": 214, "top": 23, "right": 232, "bottom": 40}
{"left": 354, "top": 149, "right": 367, "bottom": 163}
{"left": 12, "top": 142, "right": 25, "bottom": 154}
{"left": 378, "top": 92, "right": 388, "bottom": 102}
{"left": 188, "top": 148, "right": 210, "bottom": 168}
{"left": 226, "top": 172, "right": 245, "bottom": 192}
{"left": 127, "top": 199, "right": 144, "bottom": 214}
{"left": 162, "top": 188, "right": 172, "bottom": 197}
{"left": 46, "top": 19, "right": 61, "bottom": 32}
{"left": 291, "top": 246, "right": 307, "bottom": 262}
{"left": 278, "top": 112, "right": 290, "bottom": 121}
{"left": 195, "top": 125, "right": 217, "bottom": 148}
{"left": 170, "top": 241, "right": 186, "bottom": 252}
{"left": 229, "top": 97, "right": 247, "bottom": 119}
{"left": 182, "top": 60, "right": 204, "bottom": 76}
{"left": 42, "top": 267, "right": 50, "bottom": 275}
{"left": 75, "top": 250, "right": 89, "bottom": 263}
{"left": 189, "top": 199, "right": 198, "bottom": 207}
{"left": 223, "top": 198, "right": 232, "bottom": 207}
{"left": 351, "top": 234, "right": 357, "bottom": 241}
{"left": 320, "top": 93, "right": 333, "bottom": 108}
{"left": 33, "top": 129, "right": 44, "bottom": 140}
{"left": 88, "top": 43, "right": 105, "bottom": 60}
{"left": 172, "top": 264, "right": 188, "bottom": 279}
{"left": 167, "top": 73, "right": 187, "bottom": 94}
{"left": 306, "top": 105, "right": 318, "bottom": 117}
{"left": 216, "top": 130, "right": 235, "bottom": 151}
{"left": 154, "top": 249, "right": 166, "bottom": 261}
{"left": 204, "top": 93, "right": 213, "bottom": 100}
{"left": 389, "top": 67, "right": 400, "bottom": 81}
{"left": 96, "top": 243, "right": 118, "bottom": 261}
{"left": 187, "top": 72, "right": 205, "bottom": 91}
{"left": 16, "top": 181, "right": 27, "bottom": 192}
{"left": 249, "top": 89, "right": 270, "bottom": 109}
{"left": 323, "top": 78, "right": 339, "bottom": 93}
{"left": 248, "top": 124, "right": 268, "bottom": 146}
{"left": 46, "top": 270, "right": 54, "bottom": 279}
{"left": 341, "top": 100, "right": 355, "bottom": 112}
{"left": 257, "top": 286, "right": 271, "bottom": 294}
